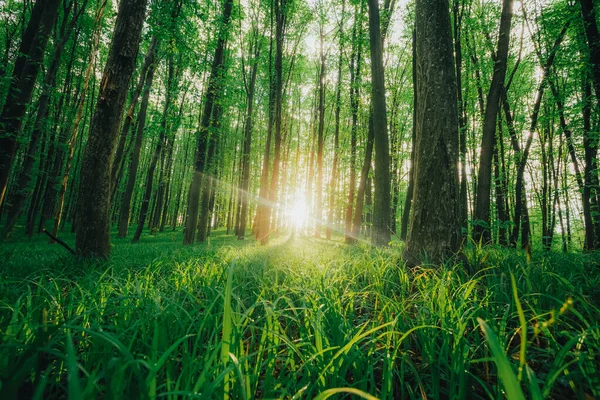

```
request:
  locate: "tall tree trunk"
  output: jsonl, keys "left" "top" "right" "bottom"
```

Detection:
{"left": 400, "top": 29, "right": 416, "bottom": 242}
{"left": 367, "top": 0, "right": 391, "bottom": 246}
{"left": 403, "top": 0, "right": 460, "bottom": 265}
{"left": 351, "top": 115, "right": 374, "bottom": 241}
{"left": 494, "top": 117, "right": 508, "bottom": 246}
{"left": 473, "top": 0, "right": 513, "bottom": 243}
{"left": 238, "top": 32, "right": 261, "bottom": 240}
{"left": 579, "top": 0, "right": 600, "bottom": 101}
{"left": 344, "top": 5, "right": 362, "bottom": 243}
{"left": 0, "top": 0, "right": 61, "bottom": 208}
{"left": 314, "top": 26, "right": 326, "bottom": 239}
{"left": 197, "top": 105, "right": 222, "bottom": 242}
{"left": 453, "top": 0, "right": 468, "bottom": 236}
{"left": 582, "top": 75, "right": 599, "bottom": 249}
{"left": 76, "top": 0, "right": 148, "bottom": 258}
{"left": 259, "top": 0, "right": 287, "bottom": 245}
{"left": 326, "top": 2, "right": 345, "bottom": 240}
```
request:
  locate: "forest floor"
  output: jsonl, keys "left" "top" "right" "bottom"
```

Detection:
{"left": 1, "top": 228, "right": 600, "bottom": 399}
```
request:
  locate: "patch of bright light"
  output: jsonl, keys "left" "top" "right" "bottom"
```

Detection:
{"left": 288, "top": 195, "right": 308, "bottom": 229}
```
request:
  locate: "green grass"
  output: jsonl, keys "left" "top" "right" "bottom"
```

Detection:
{"left": 1, "top": 228, "right": 599, "bottom": 399}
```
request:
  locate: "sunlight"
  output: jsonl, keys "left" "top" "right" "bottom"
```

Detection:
{"left": 288, "top": 194, "right": 308, "bottom": 229}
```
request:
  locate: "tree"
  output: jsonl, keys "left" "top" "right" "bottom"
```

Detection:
{"left": 76, "top": 0, "right": 148, "bottom": 258}
{"left": 0, "top": 0, "right": 62, "bottom": 207}
{"left": 472, "top": 0, "right": 513, "bottom": 243}
{"left": 403, "top": 0, "right": 460, "bottom": 265}
{"left": 367, "top": 0, "right": 391, "bottom": 246}
{"left": 184, "top": 0, "right": 234, "bottom": 245}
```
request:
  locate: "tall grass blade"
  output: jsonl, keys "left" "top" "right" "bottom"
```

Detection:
{"left": 477, "top": 318, "right": 526, "bottom": 400}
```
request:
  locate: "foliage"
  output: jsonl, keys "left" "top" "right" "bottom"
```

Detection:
{"left": 1, "top": 230, "right": 599, "bottom": 398}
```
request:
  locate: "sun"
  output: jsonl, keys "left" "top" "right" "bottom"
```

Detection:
{"left": 288, "top": 195, "right": 308, "bottom": 229}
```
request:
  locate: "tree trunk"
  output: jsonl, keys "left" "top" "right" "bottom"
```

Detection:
{"left": 351, "top": 115, "right": 374, "bottom": 241}
{"left": 326, "top": 21, "right": 343, "bottom": 240}
{"left": 579, "top": 0, "right": 600, "bottom": 101}
{"left": 473, "top": 0, "right": 513, "bottom": 243}
{"left": 400, "top": 29, "right": 416, "bottom": 242}
{"left": 314, "top": 26, "right": 326, "bottom": 239}
{"left": 344, "top": 5, "right": 362, "bottom": 243}
{"left": 367, "top": 0, "right": 391, "bottom": 247}
{"left": 403, "top": 0, "right": 461, "bottom": 265}
{"left": 76, "top": 0, "right": 148, "bottom": 258}
{"left": 238, "top": 33, "right": 261, "bottom": 240}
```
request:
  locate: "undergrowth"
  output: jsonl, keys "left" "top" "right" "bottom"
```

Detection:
{"left": 0, "top": 229, "right": 599, "bottom": 399}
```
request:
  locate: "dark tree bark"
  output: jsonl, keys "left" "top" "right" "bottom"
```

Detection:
{"left": 579, "top": 0, "right": 600, "bottom": 248}
{"left": 403, "top": 0, "right": 460, "bottom": 265}
{"left": 197, "top": 104, "right": 222, "bottom": 242}
{"left": 367, "top": 0, "right": 391, "bottom": 246}
{"left": 0, "top": 0, "right": 61, "bottom": 208}
{"left": 473, "top": 0, "right": 513, "bottom": 243}
{"left": 76, "top": 0, "right": 148, "bottom": 258}
{"left": 579, "top": 0, "right": 600, "bottom": 101}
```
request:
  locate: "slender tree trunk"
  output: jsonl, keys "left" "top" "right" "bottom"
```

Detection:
{"left": 582, "top": 76, "right": 599, "bottom": 249}
{"left": 454, "top": 0, "right": 468, "bottom": 236}
{"left": 314, "top": 27, "right": 326, "bottom": 239}
{"left": 117, "top": 62, "right": 156, "bottom": 238}
{"left": 259, "top": 0, "right": 287, "bottom": 245}
{"left": 579, "top": 0, "right": 600, "bottom": 101}
{"left": 132, "top": 55, "right": 176, "bottom": 243}
{"left": 400, "top": 29, "right": 416, "bottom": 241}
{"left": 238, "top": 37, "right": 260, "bottom": 239}
{"left": 344, "top": 6, "right": 362, "bottom": 243}
{"left": 327, "top": 5, "right": 344, "bottom": 240}
{"left": 473, "top": 0, "right": 513, "bottom": 243}
{"left": 197, "top": 105, "right": 222, "bottom": 242}
{"left": 368, "top": 0, "right": 391, "bottom": 246}
{"left": 494, "top": 118, "right": 508, "bottom": 246}
{"left": 351, "top": 115, "right": 374, "bottom": 241}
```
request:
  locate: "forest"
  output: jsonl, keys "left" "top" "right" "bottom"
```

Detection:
{"left": 1, "top": 0, "right": 600, "bottom": 397}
